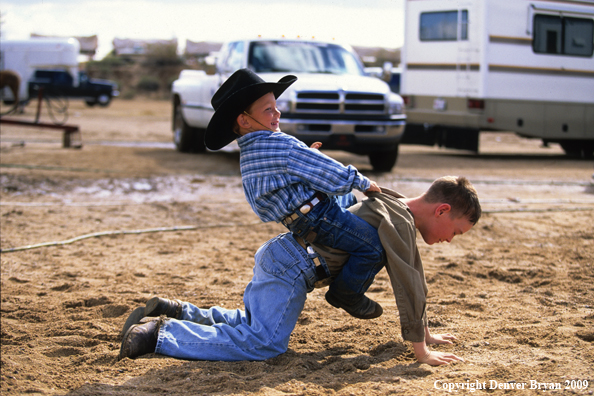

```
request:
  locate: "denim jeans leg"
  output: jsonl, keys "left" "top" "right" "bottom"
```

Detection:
{"left": 155, "top": 234, "right": 313, "bottom": 361}
{"left": 180, "top": 303, "right": 245, "bottom": 326}
{"left": 314, "top": 202, "right": 384, "bottom": 303}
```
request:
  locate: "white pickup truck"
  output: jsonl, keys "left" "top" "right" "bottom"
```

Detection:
{"left": 171, "top": 38, "right": 406, "bottom": 172}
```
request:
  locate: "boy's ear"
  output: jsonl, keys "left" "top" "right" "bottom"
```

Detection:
{"left": 435, "top": 203, "right": 452, "bottom": 217}
{"left": 237, "top": 113, "right": 251, "bottom": 129}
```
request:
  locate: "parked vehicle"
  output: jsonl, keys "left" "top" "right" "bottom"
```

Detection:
{"left": 0, "top": 38, "right": 118, "bottom": 107}
{"left": 28, "top": 69, "right": 119, "bottom": 107}
{"left": 400, "top": 0, "right": 594, "bottom": 158}
{"left": 171, "top": 38, "right": 406, "bottom": 171}
{"left": 1, "top": 38, "right": 79, "bottom": 104}
{"left": 365, "top": 65, "right": 402, "bottom": 94}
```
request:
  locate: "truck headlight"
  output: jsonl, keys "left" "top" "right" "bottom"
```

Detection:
{"left": 388, "top": 93, "right": 404, "bottom": 115}
{"left": 277, "top": 100, "right": 290, "bottom": 113}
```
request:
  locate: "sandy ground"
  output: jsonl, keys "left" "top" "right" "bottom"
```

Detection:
{"left": 1, "top": 99, "right": 593, "bottom": 395}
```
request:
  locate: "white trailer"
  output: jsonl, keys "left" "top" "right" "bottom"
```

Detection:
{"left": 0, "top": 38, "right": 80, "bottom": 103}
{"left": 400, "top": 0, "right": 594, "bottom": 157}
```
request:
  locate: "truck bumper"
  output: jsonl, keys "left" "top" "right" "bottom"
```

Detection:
{"left": 280, "top": 117, "right": 406, "bottom": 153}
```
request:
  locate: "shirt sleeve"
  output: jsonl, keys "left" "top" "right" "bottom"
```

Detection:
{"left": 378, "top": 219, "right": 428, "bottom": 343}
{"left": 286, "top": 143, "right": 370, "bottom": 194}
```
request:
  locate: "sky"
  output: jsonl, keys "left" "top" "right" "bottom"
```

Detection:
{"left": 0, "top": 0, "right": 405, "bottom": 59}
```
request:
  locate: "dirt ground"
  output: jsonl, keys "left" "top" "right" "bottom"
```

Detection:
{"left": 1, "top": 99, "right": 593, "bottom": 396}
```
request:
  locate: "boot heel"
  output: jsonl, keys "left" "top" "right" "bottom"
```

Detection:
{"left": 120, "top": 307, "right": 146, "bottom": 339}
{"left": 145, "top": 296, "right": 181, "bottom": 318}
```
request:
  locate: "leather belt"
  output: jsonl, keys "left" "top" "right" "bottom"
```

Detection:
{"left": 282, "top": 192, "right": 326, "bottom": 226}
{"left": 294, "top": 235, "right": 328, "bottom": 280}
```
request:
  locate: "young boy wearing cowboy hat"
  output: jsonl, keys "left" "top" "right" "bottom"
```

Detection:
{"left": 204, "top": 68, "right": 384, "bottom": 319}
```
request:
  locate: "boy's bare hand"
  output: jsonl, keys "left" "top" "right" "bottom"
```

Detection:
{"left": 364, "top": 181, "right": 381, "bottom": 195}
{"left": 419, "top": 350, "right": 465, "bottom": 366}
{"left": 426, "top": 333, "right": 457, "bottom": 345}
{"left": 310, "top": 142, "right": 322, "bottom": 149}
{"left": 414, "top": 330, "right": 463, "bottom": 365}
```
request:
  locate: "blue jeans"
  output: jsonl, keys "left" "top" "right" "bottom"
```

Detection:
{"left": 155, "top": 233, "right": 324, "bottom": 361}
{"left": 286, "top": 194, "right": 384, "bottom": 303}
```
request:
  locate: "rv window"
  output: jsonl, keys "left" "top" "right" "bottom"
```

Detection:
{"left": 420, "top": 10, "right": 468, "bottom": 41}
{"left": 533, "top": 14, "right": 593, "bottom": 57}
{"left": 565, "top": 17, "right": 593, "bottom": 56}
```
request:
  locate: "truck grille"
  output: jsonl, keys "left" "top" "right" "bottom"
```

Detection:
{"left": 295, "top": 91, "right": 386, "bottom": 114}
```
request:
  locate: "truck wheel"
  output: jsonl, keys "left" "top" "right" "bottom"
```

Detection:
{"left": 174, "top": 106, "right": 206, "bottom": 153}
{"left": 85, "top": 100, "right": 97, "bottom": 107}
{"left": 560, "top": 140, "right": 594, "bottom": 159}
{"left": 97, "top": 94, "right": 111, "bottom": 107}
{"left": 368, "top": 146, "right": 399, "bottom": 172}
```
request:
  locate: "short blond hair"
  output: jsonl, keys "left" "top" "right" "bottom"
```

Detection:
{"left": 424, "top": 176, "right": 481, "bottom": 224}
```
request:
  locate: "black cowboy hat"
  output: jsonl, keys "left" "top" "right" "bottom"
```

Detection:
{"left": 205, "top": 68, "right": 297, "bottom": 150}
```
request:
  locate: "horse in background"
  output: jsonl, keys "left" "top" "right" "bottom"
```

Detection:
{"left": 0, "top": 70, "right": 22, "bottom": 115}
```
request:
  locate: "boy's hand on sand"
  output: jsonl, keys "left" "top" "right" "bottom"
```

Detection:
{"left": 364, "top": 181, "right": 381, "bottom": 195}
{"left": 426, "top": 333, "right": 457, "bottom": 345}
{"left": 419, "top": 350, "right": 465, "bottom": 366}
{"left": 414, "top": 336, "right": 463, "bottom": 366}
{"left": 310, "top": 142, "right": 322, "bottom": 150}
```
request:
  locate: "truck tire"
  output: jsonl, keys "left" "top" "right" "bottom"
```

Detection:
{"left": 85, "top": 100, "right": 97, "bottom": 107}
{"left": 97, "top": 94, "right": 111, "bottom": 107}
{"left": 368, "top": 146, "right": 399, "bottom": 172}
{"left": 174, "top": 105, "right": 206, "bottom": 153}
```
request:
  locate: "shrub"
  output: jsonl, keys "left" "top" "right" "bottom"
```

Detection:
{"left": 120, "top": 89, "right": 137, "bottom": 100}
{"left": 136, "top": 76, "right": 160, "bottom": 92}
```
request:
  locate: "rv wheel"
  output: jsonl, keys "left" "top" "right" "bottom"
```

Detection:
{"left": 560, "top": 140, "right": 594, "bottom": 159}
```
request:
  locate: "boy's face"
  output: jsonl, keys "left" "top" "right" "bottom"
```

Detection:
{"left": 419, "top": 204, "right": 473, "bottom": 245}
{"left": 240, "top": 92, "right": 281, "bottom": 134}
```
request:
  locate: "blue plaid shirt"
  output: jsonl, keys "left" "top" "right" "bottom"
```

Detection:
{"left": 237, "top": 130, "right": 371, "bottom": 223}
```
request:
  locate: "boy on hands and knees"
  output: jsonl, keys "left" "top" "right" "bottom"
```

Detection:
{"left": 119, "top": 176, "right": 481, "bottom": 366}
{"left": 402, "top": 176, "right": 479, "bottom": 364}
{"left": 204, "top": 68, "right": 385, "bottom": 319}
{"left": 316, "top": 176, "right": 480, "bottom": 365}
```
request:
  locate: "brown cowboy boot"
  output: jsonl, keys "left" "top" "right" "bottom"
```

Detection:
{"left": 325, "top": 291, "right": 383, "bottom": 320}
{"left": 119, "top": 317, "right": 161, "bottom": 360}
{"left": 120, "top": 297, "right": 182, "bottom": 339}
{"left": 145, "top": 297, "right": 181, "bottom": 318}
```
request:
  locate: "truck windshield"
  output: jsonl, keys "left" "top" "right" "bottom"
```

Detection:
{"left": 248, "top": 41, "right": 364, "bottom": 75}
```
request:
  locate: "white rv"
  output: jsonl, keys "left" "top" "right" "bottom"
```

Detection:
{"left": 0, "top": 38, "right": 80, "bottom": 103}
{"left": 400, "top": 0, "right": 594, "bottom": 158}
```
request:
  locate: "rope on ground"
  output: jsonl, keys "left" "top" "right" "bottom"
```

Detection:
{"left": 1, "top": 222, "right": 262, "bottom": 253}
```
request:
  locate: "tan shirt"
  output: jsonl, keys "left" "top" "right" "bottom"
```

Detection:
{"left": 312, "top": 188, "right": 429, "bottom": 342}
